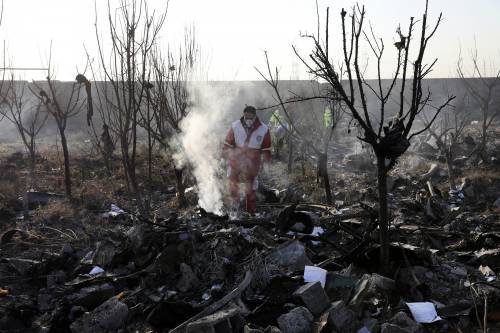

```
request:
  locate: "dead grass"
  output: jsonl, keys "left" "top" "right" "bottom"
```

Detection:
{"left": 0, "top": 180, "right": 20, "bottom": 203}
{"left": 243, "top": 248, "right": 279, "bottom": 291}
{"left": 77, "top": 179, "right": 115, "bottom": 211}
{"left": 33, "top": 200, "right": 75, "bottom": 223}
{"left": 463, "top": 167, "right": 500, "bottom": 182}
{"left": 290, "top": 160, "right": 328, "bottom": 203}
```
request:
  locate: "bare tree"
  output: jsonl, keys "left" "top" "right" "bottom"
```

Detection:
{"left": 422, "top": 94, "right": 470, "bottom": 190}
{"left": 270, "top": 0, "right": 454, "bottom": 269}
{"left": 0, "top": 76, "right": 48, "bottom": 186}
{"left": 317, "top": 96, "right": 344, "bottom": 203}
{"left": 457, "top": 47, "right": 500, "bottom": 163}
{"left": 146, "top": 27, "right": 199, "bottom": 205}
{"left": 32, "top": 63, "right": 85, "bottom": 197}
{"left": 0, "top": 0, "right": 7, "bottom": 121}
{"left": 83, "top": 68, "right": 118, "bottom": 174}
{"left": 257, "top": 55, "right": 343, "bottom": 205}
{"left": 92, "top": 0, "right": 167, "bottom": 203}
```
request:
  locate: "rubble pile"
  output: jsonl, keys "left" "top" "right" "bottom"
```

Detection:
{"left": 1, "top": 139, "right": 500, "bottom": 333}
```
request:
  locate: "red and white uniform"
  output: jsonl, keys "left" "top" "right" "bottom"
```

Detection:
{"left": 223, "top": 117, "right": 271, "bottom": 214}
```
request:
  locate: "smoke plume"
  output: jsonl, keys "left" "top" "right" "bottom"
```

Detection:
{"left": 174, "top": 82, "right": 241, "bottom": 214}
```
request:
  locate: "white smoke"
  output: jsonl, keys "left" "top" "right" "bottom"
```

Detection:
{"left": 174, "top": 82, "right": 241, "bottom": 214}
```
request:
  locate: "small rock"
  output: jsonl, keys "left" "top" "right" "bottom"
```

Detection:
{"left": 47, "top": 270, "right": 66, "bottom": 289}
{"left": 450, "top": 266, "right": 467, "bottom": 277}
{"left": 381, "top": 323, "right": 413, "bottom": 333}
{"left": 176, "top": 263, "right": 200, "bottom": 292}
{"left": 388, "top": 312, "right": 422, "bottom": 333}
{"left": 66, "top": 283, "right": 115, "bottom": 309}
{"left": 266, "top": 240, "right": 312, "bottom": 273}
{"left": 277, "top": 306, "right": 313, "bottom": 333}
{"left": 362, "top": 318, "right": 379, "bottom": 332}
{"left": 126, "top": 224, "right": 148, "bottom": 249}
{"left": 370, "top": 274, "right": 396, "bottom": 290}
{"left": 493, "top": 197, "right": 500, "bottom": 209}
{"left": 327, "top": 300, "right": 359, "bottom": 333}
{"left": 92, "top": 240, "right": 118, "bottom": 268}
{"left": 70, "top": 297, "right": 128, "bottom": 333}
{"left": 37, "top": 292, "right": 53, "bottom": 312}
{"left": 61, "top": 243, "right": 75, "bottom": 256}
{"left": 350, "top": 274, "right": 395, "bottom": 308}
{"left": 69, "top": 306, "right": 87, "bottom": 322}
{"left": 463, "top": 186, "right": 475, "bottom": 197}
{"left": 357, "top": 327, "right": 371, "bottom": 333}
{"left": 293, "top": 281, "right": 330, "bottom": 316}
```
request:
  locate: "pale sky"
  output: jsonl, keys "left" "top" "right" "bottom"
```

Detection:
{"left": 1, "top": 0, "right": 499, "bottom": 81}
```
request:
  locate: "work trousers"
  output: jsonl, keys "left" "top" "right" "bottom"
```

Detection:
{"left": 227, "top": 161, "right": 259, "bottom": 214}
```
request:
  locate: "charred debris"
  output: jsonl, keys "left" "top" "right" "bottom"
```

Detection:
{"left": 0, "top": 132, "right": 500, "bottom": 333}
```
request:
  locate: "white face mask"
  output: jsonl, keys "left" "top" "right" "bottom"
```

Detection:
{"left": 245, "top": 118, "right": 255, "bottom": 127}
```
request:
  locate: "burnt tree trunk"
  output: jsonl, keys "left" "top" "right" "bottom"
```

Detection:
{"left": 317, "top": 152, "right": 332, "bottom": 204}
{"left": 445, "top": 149, "right": 456, "bottom": 190}
{"left": 131, "top": 113, "right": 139, "bottom": 193}
{"left": 121, "top": 141, "right": 132, "bottom": 193}
{"left": 121, "top": 139, "right": 139, "bottom": 196}
{"left": 128, "top": 163, "right": 139, "bottom": 196}
{"left": 103, "top": 155, "right": 112, "bottom": 176}
{"left": 376, "top": 154, "right": 389, "bottom": 271}
{"left": 59, "top": 126, "right": 72, "bottom": 197}
{"left": 480, "top": 116, "right": 488, "bottom": 162}
{"left": 147, "top": 125, "right": 153, "bottom": 187}
{"left": 175, "top": 167, "right": 185, "bottom": 206}
{"left": 287, "top": 138, "right": 294, "bottom": 174}
{"left": 275, "top": 138, "right": 281, "bottom": 160}
{"left": 28, "top": 142, "right": 36, "bottom": 188}
{"left": 300, "top": 142, "right": 306, "bottom": 177}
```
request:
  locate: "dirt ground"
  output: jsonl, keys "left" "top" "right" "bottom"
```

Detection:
{"left": 0, "top": 133, "right": 500, "bottom": 332}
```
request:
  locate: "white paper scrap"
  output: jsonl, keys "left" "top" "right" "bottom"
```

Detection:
{"left": 357, "top": 327, "right": 371, "bottom": 333}
{"left": 89, "top": 266, "right": 104, "bottom": 276}
{"left": 311, "top": 226, "right": 324, "bottom": 236}
{"left": 406, "top": 302, "right": 442, "bottom": 323}
{"left": 303, "top": 265, "right": 327, "bottom": 288}
{"left": 110, "top": 204, "right": 125, "bottom": 217}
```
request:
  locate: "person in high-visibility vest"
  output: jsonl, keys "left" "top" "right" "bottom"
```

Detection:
{"left": 323, "top": 107, "right": 334, "bottom": 129}
{"left": 269, "top": 109, "right": 287, "bottom": 157}
{"left": 269, "top": 109, "right": 281, "bottom": 128}
{"left": 223, "top": 106, "right": 272, "bottom": 214}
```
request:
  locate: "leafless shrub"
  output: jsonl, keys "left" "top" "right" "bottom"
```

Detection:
{"left": 261, "top": 0, "right": 454, "bottom": 269}
{"left": 457, "top": 45, "right": 500, "bottom": 163}
{"left": 33, "top": 201, "right": 75, "bottom": 224}
{"left": 91, "top": 0, "right": 167, "bottom": 211}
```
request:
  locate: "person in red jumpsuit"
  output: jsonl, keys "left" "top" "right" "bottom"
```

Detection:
{"left": 223, "top": 105, "right": 272, "bottom": 215}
